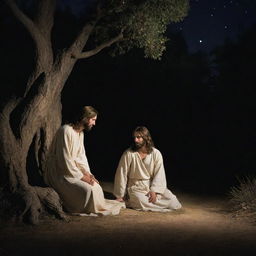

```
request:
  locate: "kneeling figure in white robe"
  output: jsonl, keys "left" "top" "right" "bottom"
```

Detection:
{"left": 114, "top": 147, "right": 182, "bottom": 212}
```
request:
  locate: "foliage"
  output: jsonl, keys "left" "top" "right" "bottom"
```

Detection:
{"left": 92, "top": 0, "right": 189, "bottom": 59}
{"left": 229, "top": 175, "right": 256, "bottom": 218}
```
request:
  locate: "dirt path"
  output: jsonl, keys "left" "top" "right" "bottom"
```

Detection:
{"left": 1, "top": 182, "right": 256, "bottom": 256}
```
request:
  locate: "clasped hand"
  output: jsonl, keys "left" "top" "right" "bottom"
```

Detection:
{"left": 146, "top": 191, "right": 157, "bottom": 203}
{"left": 81, "top": 172, "right": 99, "bottom": 185}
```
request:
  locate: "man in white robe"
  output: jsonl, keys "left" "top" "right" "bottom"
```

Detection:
{"left": 114, "top": 126, "right": 182, "bottom": 212}
{"left": 44, "top": 106, "right": 125, "bottom": 216}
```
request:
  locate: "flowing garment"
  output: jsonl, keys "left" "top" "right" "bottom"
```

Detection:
{"left": 114, "top": 148, "right": 181, "bottom": 212}
{"left": 44, "top": 124, "right": 125, "bottom": 216}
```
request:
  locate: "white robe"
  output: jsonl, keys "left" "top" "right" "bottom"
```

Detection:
{"left": 44, "top": 124, "right": 125, "bottom": 216}
{"left": 113, "top": 147, "right": 182, "bottom": 212}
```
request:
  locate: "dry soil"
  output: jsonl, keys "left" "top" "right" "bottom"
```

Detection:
{"left": 0, "top": 182, "right": 256, "bottom": 256}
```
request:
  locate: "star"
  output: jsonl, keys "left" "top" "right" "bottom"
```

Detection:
{"left": 172, "top": 0, "right": 256, "bottom": 53}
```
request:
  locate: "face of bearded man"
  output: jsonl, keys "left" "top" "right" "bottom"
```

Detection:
{"left": 80, "top": 118, "right": 90, "bottom": 132}
{"left": 135, "top": 140, "right": 146, "bottom": 149}
{"left": 80, "top": 116, "right": 97, "bottom": 132}
{"left": 133, "top": 133, "right": 146, "bottom": 150}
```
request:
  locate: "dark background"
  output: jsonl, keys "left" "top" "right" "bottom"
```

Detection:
{"left": 61, "top": 34, "right": 256, "bottom": 196}
{"left": 1, "top": 0, "right": 256, "bottom": 196}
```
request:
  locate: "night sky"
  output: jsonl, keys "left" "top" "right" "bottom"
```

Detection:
{"left": 61, "top": 0, "right": 256, "bottom": 53}
{"left": 173, "top": 0, "right": 256, "bottom": 53}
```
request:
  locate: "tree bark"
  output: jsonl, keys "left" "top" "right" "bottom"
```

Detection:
{"left": 0, "top": 71, "right": 73, "bottom": 224}
{"left": 1, "top": 0, "right": 123, "bottom": 224}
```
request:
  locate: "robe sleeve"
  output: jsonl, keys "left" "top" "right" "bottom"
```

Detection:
{"left": 150, "top": 149, "right": 167, "bottom": 194}
{"left": 74, "top": 133, "right": 91, "bottom": 174}
{"left": 113, "top": 150, "right": 131, "bottom": 198}
{"left": 56, "top": 127, "right": 84, "bottom": 181}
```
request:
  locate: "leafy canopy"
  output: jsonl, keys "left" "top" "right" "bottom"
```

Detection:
{"left": 93, "top": 0, "right": 189, "bottom": 59}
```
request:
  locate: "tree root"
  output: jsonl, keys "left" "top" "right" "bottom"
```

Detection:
{"left": 17, "top": 186, "right": 69, "bottom": 225}
{"left": 34, "top": 186, "right": 69, "bottom": 222}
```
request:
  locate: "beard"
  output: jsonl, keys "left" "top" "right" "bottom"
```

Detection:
{"left": 81, "top": 119, "right": 92, "bottom": 132}
{"left": 134, "top": 141, "right": 145, "bottom": 150}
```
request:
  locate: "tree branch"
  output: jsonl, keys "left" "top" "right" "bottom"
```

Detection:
{"left": 4, "top": 0, "right": 40, "bottom": 40}
{"left": 65, "top": 2, "right": 104, "bottom": 60}
{"left": 5, "top": 0, "right": 55, "bottom": 94}
{"left": 76, "top": 32, "right": 124, "bottom": 59}
{"left": 69, "top": 23, "right": 96, "bottom": 55}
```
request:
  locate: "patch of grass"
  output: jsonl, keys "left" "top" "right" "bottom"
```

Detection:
{"left": 229, "top": 175, "right": 256, "bottom": 221}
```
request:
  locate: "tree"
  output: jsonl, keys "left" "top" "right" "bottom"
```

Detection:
{"left": 0, "top": 0, "right": 189, "bottom": 224}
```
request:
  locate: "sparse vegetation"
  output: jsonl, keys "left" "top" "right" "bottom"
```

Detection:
{"left": 229, "top": 175, "right": 256, "bottom": 221}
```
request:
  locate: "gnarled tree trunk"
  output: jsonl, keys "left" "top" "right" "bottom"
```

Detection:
{"left": 0, "top": 71, "right": 73, "bottom": 224}
{"left": 0, "top": 0, "right": 123, "bottom": 224}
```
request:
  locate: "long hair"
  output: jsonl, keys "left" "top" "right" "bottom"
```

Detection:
{"left": 70, "top": 106, "right": 98, "bottom": 125}
{"left": 130, "top": 126, "right": 154, "bottom": 153}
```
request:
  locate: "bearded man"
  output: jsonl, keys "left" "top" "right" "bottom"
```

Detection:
{"left": 113, "top": 126, "right": 182, "bottom": 212}
{"left": 44, "top": 106, "right": 124, "bottom": 216}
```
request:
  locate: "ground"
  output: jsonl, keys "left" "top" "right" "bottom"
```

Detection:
{"left": 1, "top": 182, "right": 256, "bottom": 256}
